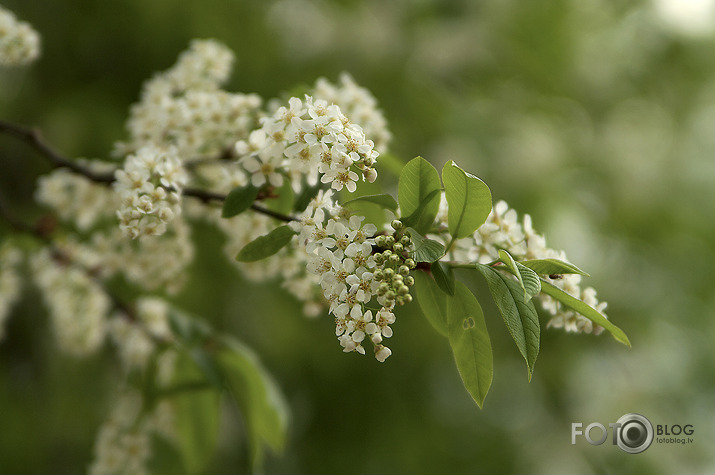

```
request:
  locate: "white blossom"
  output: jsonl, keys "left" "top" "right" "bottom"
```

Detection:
{"left": 31, "top": 249, "right": 109, "bottom": 356}
{"left": 0, "top": 6, "right": 40, "bottom": 66}
{"left": 89, "top": 389, "right": 176, "bottom": 475}
{"left": 0, "top": 242, "right": 23, "bottom": 342}
{"left": 235, "top": 95, "right": 379, "bottom": 195}
{"left": 436, "top": 196, "right": 609, "bottom": 335}
{"left": 114, "top": 145, "right": 187, "bottom": 238}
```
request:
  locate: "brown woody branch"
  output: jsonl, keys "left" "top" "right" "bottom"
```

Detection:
{"left": 0, "top": 119, "right": 296, "bottom": 222}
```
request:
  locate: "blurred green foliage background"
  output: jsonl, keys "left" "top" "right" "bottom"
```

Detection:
{"left": 1, "top": 0, "right": 714, "bottom": 473}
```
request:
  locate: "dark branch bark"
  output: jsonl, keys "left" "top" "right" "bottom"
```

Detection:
{"left": 0, "top": 119, "right": 296, "bottom": 222}
{"left": 0, "top": 119, "right": 116, "bottom": 183}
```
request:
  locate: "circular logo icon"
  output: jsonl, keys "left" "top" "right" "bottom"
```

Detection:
{"left": 616, "top": 413, "right": 653, "bottom": 454}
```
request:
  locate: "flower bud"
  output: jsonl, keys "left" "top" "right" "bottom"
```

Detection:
{"left": 392, "top": 243, "right": 404, "bottom": 254}
{"left": 391, "top": 219, "right": 403, "bottom": 230}
{"left": 398, "top": 265, "right": 409, "bottom": 276}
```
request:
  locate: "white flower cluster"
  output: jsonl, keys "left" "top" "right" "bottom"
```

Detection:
{"left": 35, "top": 168, "right": 194, "bottom": 295}
{"left": 313, "top": 72, "right": 391, "bottom": 152}
{"left": 114, "top": 145, "right": 187, "bottom": 238}
{"left": 31, "top": 249, "right": 109, "bottom": 356}
{"left": 89, "top": 390, "right": 175, "bottom": 475}
{"left": 109, "top": 297, "right": 174, "bottom": 372}
{"left": 0, "top": 242, "right": 23, "bottom": 342}
{"left": 115, "top": 39, "right": 262, "bottom": 160}
{"left": 445, "top": 197, "right": 608, "bottom": 334}
{"left": 236, "top": 95, "right": 379, "bottom": 194}
{"left": 291, "top": 190, "right": 411, "bottom": 362}
{"left": 0, "top": 6, "right": 40, "bottom": 66}
{"left": 36, "top": 166, "right": 118, "bottom": 231}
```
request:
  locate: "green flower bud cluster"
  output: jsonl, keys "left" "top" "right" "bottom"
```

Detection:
{"left": 373, "top": 220, "right": 417, "bottom": 306}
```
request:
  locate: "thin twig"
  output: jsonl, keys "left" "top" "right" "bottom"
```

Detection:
{"left": 0, "top": 119, "right": 297, "bottom": 222}
{"left": 0, "top": 119, "right": 116, "bottom": 183}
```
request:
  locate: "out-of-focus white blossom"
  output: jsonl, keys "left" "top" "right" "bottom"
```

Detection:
{"left": 109, "top": 297, "right": 173, "bottom": 371}
{"left": 0, "top": 6, "right": 40, "bottom": 66}
{"left": 0, "top": 242, "right": 23, "bottom": 342}
{"left": 114, "top": 145, "right": 187, "bottom": 238}
{"left": 89, "top": 390, "right": 175, "bottom": 475}
{"left": 313, "top": 72, "right": 391, "bottom": 152}
{"left": 36, "top": 165, "right": 117, "bottom": 231}
{"left": 31, "top": 249, "right": 108, "bottom": 356}
{"left": 438, "top": 195, "right": 608, "bottom": 335}
{"left": 115, "top": 39, "right": 262, "bottom": 160}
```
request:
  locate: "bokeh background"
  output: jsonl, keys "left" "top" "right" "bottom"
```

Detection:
{"left": 1, "top": 0, "right": 714, "bottom": 473}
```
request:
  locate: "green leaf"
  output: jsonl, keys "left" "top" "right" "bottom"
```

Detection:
{"left": 398, "top": 156, "right": 442, "bottom": 234}
{"left": 431, "top": 261, "right": 455, "bottom": 296}
{"left": 407, "top": 227, "right": 445, "bottom": 263}
{"left": 442, "top": 161, "right": 492, "bottom": 239}
{"left": 172, "top": 351, "right": 221, "bottom": 474}
{"left": 477, "top": 264, "right": 540, "bottom": 380}
{"left": 516, "top": 263, "right": 541, "bottom": 301}
{"left": 401, "top": 188, "right": 441, "bottom": 230}
{"left": 539, "top": 280, "right": 631, "bottom": 347}
{"left": 235, "top": 225, "right": 296, "bottom": 262}
{"left": 447, "top": 281, "right": 493, "bottom": 408}
{"left": 222, "top": 184, "right": 259, "bottom": 218}
{"left": 264, "top": 178, "right": 294, "bottom": 215}
{"left": 215, "top": 337, "right": 289, "bottom": 469}
{"left": 342, "top": 193, "right": 398, "bottom": 211}
{"left": 497, "top": 250, "right": 541, "bottom": 302}
{"left": 413, "top": 271, "right": 448, "bottom": 336}
{"left": 518, "top": 258, "right": 589, "bottom": 277}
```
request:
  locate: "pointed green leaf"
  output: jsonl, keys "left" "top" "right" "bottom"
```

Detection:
{"left": 398, "top": 156, "right": 442, "bottom": 234}
{"left": 401, "top": 188, "right": 441, "bottom": 230}
{"left": 407, "top": 227, "right": 445, "bottom": 263}
{"left": 477, "top": 264, "right": 540, "bottom": 380}
{"left": 222, "top": 184, "right": 259, "bottom": 218}
{"left": 342, "top": 193, "right": 398, "bottom": 211}
{"left": 431, "top": 261, "right": 455, "bottom": 296}
{"left": 236, "top": 225, "right": 296, "bottom": 262}
{"left": 519, "top": 258, "right": 589, "bottom": 277}
{"left": 539, "top": 280, "right": 631, "bottom": 347}
{"left": 497, "top": 250, "right": 541, "bottom": 302}
{"left": 215, "top": 337, "right": 289, "bottom": 469}
{"left": 171, "top": 351, "right": 221, "bottom": 474}
{"left": 413, "top": 271, "right": 448, "bottom": 336}
{"left": 447, "top": 281, "right": 493, "bottom": 408}
{"left": 442, "top": 161, "right": 492, "bottom": 239}
{"left": 516, "top": 262, "right": 541, "bottom": 301}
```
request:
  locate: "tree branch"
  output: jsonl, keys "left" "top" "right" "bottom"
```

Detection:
{"left": 0, "top": 119, "right": 116, "bottom": 183}
{"left": 0, "top": 119, "right": 297, "bottom": 222}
